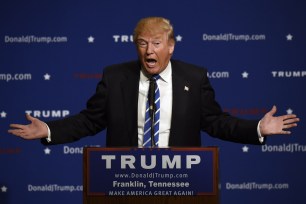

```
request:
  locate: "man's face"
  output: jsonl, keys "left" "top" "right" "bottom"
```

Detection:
{"left": 136, "top": 31, "right": 174, "bottom": 75}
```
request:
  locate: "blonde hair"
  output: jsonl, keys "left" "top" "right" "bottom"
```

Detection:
{"left": 133, "top": 17, "right": 175, "bottom": 43}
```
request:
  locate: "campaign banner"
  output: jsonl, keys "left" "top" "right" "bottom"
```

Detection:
{"left": 85, "top": 147, "right": 218, "bottom": 196}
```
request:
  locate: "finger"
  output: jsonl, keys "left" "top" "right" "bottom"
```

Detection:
{"left": 280, "top": 130, "right": 291, "bottom": 134}
{"left": 12, "top": 130, "right": 30, "bottom": 139}
{"left": 283, "top": 123, "right": 298, "bottom": 129}
{"left": 282, "top": 114, "right": 298, "bottom": 121}
{"left": 8, "top": 129, "right": 16, "bottom": 134}
{"left": 9, "top": 124, "right": 26, "bottom": 129}
{"left": 17, "top": 129, "right": 24, "bottom": 136}
{"left": 286, "top": 117, "right": 299, "bottom": 123}
{"left": 8, "top": 129, "right": 23, "bottom": 136}
{"left": 19, "top": 132, "right": 28, "bottom": 139}
{"left": 11, "top": 130, "right": 27, "bottom": 138}
{"left": 283, "top": 118, "right": 299, "bottom": 125}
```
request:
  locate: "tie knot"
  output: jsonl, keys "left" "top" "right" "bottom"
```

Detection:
{"left": 150, "top": 74, "right": 160, "bottom": 81}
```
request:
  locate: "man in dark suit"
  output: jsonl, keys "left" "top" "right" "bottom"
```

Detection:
{"left": 8, "top": 17, "right": 299, "bottom": 147}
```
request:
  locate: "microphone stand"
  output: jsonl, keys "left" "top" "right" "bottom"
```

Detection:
{"left": 150, "top": 109, "right": 156, "bottom": 147}
{"left": 149, "top": 78, "right": 156, "bottom": 147}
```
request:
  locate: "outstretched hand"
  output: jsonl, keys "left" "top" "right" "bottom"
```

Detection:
{"left": 260, "top": 105, "right": 299, "bottom": 136}
{"left": 8, "top": 114, "right": 48, "bottom": 140}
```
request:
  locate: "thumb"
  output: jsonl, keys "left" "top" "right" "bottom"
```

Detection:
{"left": 267, "top": 105, "right": 277, "bottom": 116}
{"left": 25, "top": 114, "right": 35, "bottom": 122}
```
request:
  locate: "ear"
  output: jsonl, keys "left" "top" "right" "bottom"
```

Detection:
{"left": 168, "top": 40, "right": 175, "bottom": 55}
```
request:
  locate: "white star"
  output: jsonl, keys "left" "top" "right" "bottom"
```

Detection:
{"left": 176, "top": 35, "right": 183, "bottom": 42}
{"left": 242, "top": 71, "right": 249, "bottom": 78}
{"left": 0, "top": 111, "right": 7, "bottom": 118}
{"left": 1, "top": 186, "right": 7, "bottom": 192}
{"left": 242, "top": 146, "right": 249, "bottom": 153}
{"left": 88, "top": 36, "right": 95, "bottom": 43}
{"left": 184, "top": 86, "right": 189, "bottom": 91}
{"left": 44, "top": 73, "right": 51, "bottom": 80}
{"left": 286, "top": 108, "right": 293, "bottom": 114}
{"left": 286, "top": 34, "right": 293, "bottom": 41}
{"left": 44, "top": 147, "right": 51, "bottom": 155}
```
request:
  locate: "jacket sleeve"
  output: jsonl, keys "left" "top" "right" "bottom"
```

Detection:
{"left": 199, "top": 69, "right": 264, "bottom": 145}
{"left": 41, "top": 72, "right": 108, "bottom": 145}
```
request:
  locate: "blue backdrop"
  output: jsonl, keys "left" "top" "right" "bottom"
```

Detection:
{"left": 1, "top": 0, "right": 305, "bottom": 203}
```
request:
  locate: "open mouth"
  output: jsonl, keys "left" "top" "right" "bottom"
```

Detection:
{"left": 145, "top": 58, "right": 157, "bottom": 67}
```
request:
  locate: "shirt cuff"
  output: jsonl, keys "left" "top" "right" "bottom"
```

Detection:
{"left": 44, "top": 123, "right": 52, "bottom": 143}
{"left": 257, "top": 120, "right": 264, "bottom": 143}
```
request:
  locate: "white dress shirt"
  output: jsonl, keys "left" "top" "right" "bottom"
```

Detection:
{"left": 137, "top": 62, "right": 173, "bottom": 147}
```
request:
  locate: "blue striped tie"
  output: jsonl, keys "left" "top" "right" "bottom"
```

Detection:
{"left": 143, "top": 75, "right": 160, "bottom": 147}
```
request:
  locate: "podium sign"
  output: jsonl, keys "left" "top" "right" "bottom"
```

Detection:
{"left": 84, "top": 147, "right": 219, "bottom": 204}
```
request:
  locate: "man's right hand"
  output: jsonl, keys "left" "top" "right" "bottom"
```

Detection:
{"left": 8, "top": 114, "right": 48, "bottom": 140}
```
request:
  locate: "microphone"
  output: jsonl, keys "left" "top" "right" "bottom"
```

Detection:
{"left": 148, "top": 78, "right": 156, "bottom": 116}
{"left": 148, "top": 77, "right": 156, "bottom": 147}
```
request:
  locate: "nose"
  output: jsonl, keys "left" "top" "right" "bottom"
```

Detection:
{"left": 146, "top": 42, "right": 154, "bottom": 55}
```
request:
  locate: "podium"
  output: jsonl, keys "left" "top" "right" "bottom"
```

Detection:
{"left": 83, "top": 147, "right": 219, "bottom": 204}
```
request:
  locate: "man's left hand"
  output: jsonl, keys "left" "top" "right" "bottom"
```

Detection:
{"left": 260, "top": 105, "right": 300, "bottom": 136}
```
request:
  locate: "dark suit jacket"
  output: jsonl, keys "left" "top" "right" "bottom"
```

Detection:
{"left": 44, "top": 60, "right": 263, "bottom": 147}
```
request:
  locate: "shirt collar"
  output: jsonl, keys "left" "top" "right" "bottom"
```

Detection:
{"left": 140, "top": 61, "right": 172, "bottom": 83}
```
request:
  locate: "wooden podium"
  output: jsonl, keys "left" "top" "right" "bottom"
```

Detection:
{"left": 83, "top": 147, "right": 219, "bottom": 204}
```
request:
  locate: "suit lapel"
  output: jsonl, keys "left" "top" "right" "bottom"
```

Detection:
{"left": 170, "top": 61, "right": 191, "bottom": 144}
{"left": 120, "top": 61, "right": 141, "bottom": 145}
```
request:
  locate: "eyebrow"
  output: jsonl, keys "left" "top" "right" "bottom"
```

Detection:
{"left": 137, "top": 35, "right": 163, "bottom": 41}
{"left": 137, "top": 39, "right": 162, "bottom": 43}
